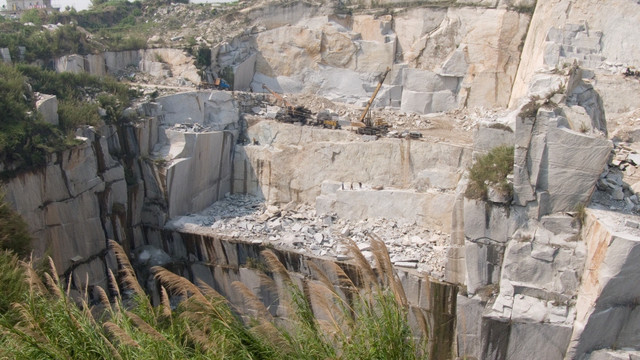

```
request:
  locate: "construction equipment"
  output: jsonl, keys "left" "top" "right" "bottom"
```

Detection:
{"left": 316, "top": 110, "right": 340, "bottom": 129}
{"left": 262, "top": 84, "right": 311, "bottom": 124}
{"left": 198, "top": 78, "right": 231, "bottom": 90}
{"left": 354, "top": 67, "right": 391, "bottom": 136}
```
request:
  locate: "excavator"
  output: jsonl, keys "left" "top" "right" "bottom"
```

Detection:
{"left": 262, "top": 84, "right": 311, "bottom": 124}
{"left": 352, "top": 66, "right": 391, "bottom": 136}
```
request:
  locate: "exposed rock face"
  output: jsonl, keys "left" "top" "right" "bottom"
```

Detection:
{"left": 164, "top": 130, "right": 233, "bottom": 218}
{"left": 136, "top": 91, "right": 240, "bottom": 219}
{"left": 55, "top": 48, "right": 201, "bottom": 86}
{"left": 3, "top": 127, "right": 126, "bottom": 291}
{"left": 316, "top": 181, "right": 456, "bottom": 232}
{"left": 510, "top": 0, "right": 640, "bottom": 107}
{"left": 213, "top": 7, "right": 530, "bottom": 113}
{"left": 4, "top": 1, "right": 640, "bottom": 358}
{"left": 566, "top": 209, "right": 640, "bottom": 359}
{"left": 141, "top": 231, "right": 457, "bottom": 359}
{"left": 511, "top": 69, "right": 611, "bottom": 216}
{"left": 448, "top": 60, "right": 615, "bottom": 358}
{"left": 2, "top": 91, "right": 241, "bottom": 289}
{"left": 232, "top": 120, "right": 470, "bottom": 210}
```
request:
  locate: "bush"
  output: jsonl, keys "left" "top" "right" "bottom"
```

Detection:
{"left": 0, "top": 63, "right": 66, "bottom": 170}
{"left": 112, "top": 35, "right": 147, "bottom": 51}
{"left": 0, "top": 195, "right": 31, "bottom": 257}
{"left": 195, "top": 47, "right": 211, "bottom": 68}
{"left": 20, "top": 9, "right": 48, "bottom": 25}
{"left": 465, "top": 145, "right": 514, "bottom": 201}
{"left": 0, "top": 64, "right": 136, "bottom": 173}
{"left": 0, "top": 23, "right": 92, "bottom": 62}
{"left": 58, "top": 100, "right": 102, "bottom": 133}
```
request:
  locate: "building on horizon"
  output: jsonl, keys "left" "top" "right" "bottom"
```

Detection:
{"left": 2, "top": 0, "right": 56, "bottom": 14}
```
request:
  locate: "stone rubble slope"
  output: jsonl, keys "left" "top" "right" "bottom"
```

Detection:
{"left": 166, "top": 193, "right": 450, "bottom": 277}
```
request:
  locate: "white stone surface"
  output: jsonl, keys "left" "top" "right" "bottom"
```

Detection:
{"left": 165, "top": 131, "right": 234, "bottom": 218}
{"left": 35, "top": 93, "right": 59, "bottom": 126}
{"left": 0, "top": 48, "right": 11, "bottom": 63}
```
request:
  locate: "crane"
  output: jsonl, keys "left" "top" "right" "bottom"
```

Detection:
{"left": 354, "top": 67, "right": 391, "bottom": 135}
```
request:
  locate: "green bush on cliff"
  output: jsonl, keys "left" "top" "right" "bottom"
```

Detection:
{"left": 0, "top": 22, "right": 92, "bottom": 62}
{"left": 0, "top": 63, "right": 136, "bottom": 173}
{"left": 465, "top": 145, "right": 515, "bottom": 201}
{"left": 0, "top": 63, "right": 66, "bottom": 171}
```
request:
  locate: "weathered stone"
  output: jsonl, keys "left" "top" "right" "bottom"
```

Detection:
{"left": 588, "top": 350, "right": 640, "bottom": 360}
{"left": 568, "top": 209, "right": 640, "bottom": 358}
{"left": 465, "top": 240, "right": 504, "bottom": 294}
{"left": 0, "top": 47, "right": 11, "bottom": 63}
{"left": 55, "top": 54, "right": 85, "bottom": 73}
{"left": 354, "top": 38, "right": 395, "bottom": 74}
{"left": 233, "top": 53, "right": 257, "bottom": 91}
{"left": 165, "top": 131, "right": 234, "bottom": 218}
{"left": 317, "top": 186, "right": 455, "bottom": 231}
{"left": 473, "top": 127, "right": 515, "bottom": 155}
{"left": 464, "top": 199, "right": 513, "bottom": 243}
{"left": 456, "top": 295, "right": 485, "bottom": 359}
{"left": 505, "top": 322, "right": 572, "bottom": 359}
{"left": 35, "top": 93, "right": 59, "bottom": 126}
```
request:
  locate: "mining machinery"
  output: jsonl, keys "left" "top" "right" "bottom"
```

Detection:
{"left": 262, "top": 84, "right": 311, "bottom": 124}
{"left": 353, "top": 67, "right": 391, "bottom": 136}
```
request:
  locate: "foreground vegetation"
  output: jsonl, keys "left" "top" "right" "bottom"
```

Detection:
{"left": 0, "top": 237, "right": 427, "bottom": 359}
{"left": 0, "top": 62, "right": 136, "bottom": 174}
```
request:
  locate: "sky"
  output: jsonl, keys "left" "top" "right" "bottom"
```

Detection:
{"left": 1, "top": 0, "right": 235, "bottom": 12}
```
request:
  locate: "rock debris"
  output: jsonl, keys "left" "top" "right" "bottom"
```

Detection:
{"left": 167, "top": 193, "right": 449, "bottom": 278}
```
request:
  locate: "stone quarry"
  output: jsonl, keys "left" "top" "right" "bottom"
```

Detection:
{"left": 4, "top": 0, "right": 640, "bottom": 359}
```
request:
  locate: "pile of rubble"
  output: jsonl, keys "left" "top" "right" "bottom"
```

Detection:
{"left": 167, "top": 194, "right": 449, "bottom": 277}
{"left": 168, "top": 123, "right": 211, "bottom": 133}
{"left": 592, "top": 142, "right": 640, "bottom": 214}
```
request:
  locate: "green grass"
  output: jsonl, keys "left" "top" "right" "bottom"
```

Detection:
{"left": 0, "top": 63, "right": 137, "bottom": 175}
{"left": 465, "top": 145, "right": 515, "bottom": 201}
{"left": 0, "top": 238, "right": 428, "bottom": 360}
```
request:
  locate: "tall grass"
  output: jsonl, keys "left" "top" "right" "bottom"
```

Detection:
{"left": 0, "top": 238, "right": 427, "bottom": 359}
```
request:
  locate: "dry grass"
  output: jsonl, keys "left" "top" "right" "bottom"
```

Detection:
{"left": 232, "top": 280, "right": 273, "bottom": 321}
{"left": 109, "top": 240, "right": 145, "bottom": 297}
{"left": 1, "top": 234, "right": 426, "bottom": 360}
{"left": 103, "top": 321, "right": 140, "bottom": 347}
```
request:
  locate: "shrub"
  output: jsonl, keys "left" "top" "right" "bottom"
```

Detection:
{"left": 195, "top": 47, "right": 211, "bottom": 68}
{"left": 465, "top": 145, "right": 515, "bottom": 201}
{"left": 0, "top": 63, "right": 66, "bottom": 170}
{"left": 0, "top": 194, "right": 31, "bottom": 257}
{"left": 20, "top": 9, "right": 48, "bottom": 25}
{"left": 0, "top": 64, "right": 136, "bottom": 174}
{"left": 113, "top": 35, "right": 147, "bottom": 51}
{"left": 58, "top": 99, "right": 102, "bottom": 133}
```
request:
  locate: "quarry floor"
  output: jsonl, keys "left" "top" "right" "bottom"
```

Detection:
{"left": 166, "top": 193, "right": 450, "bottom": 277}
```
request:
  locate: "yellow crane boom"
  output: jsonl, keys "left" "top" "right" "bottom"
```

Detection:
{"left": 358, "top": 67, "right": 391, "bottom": 125}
